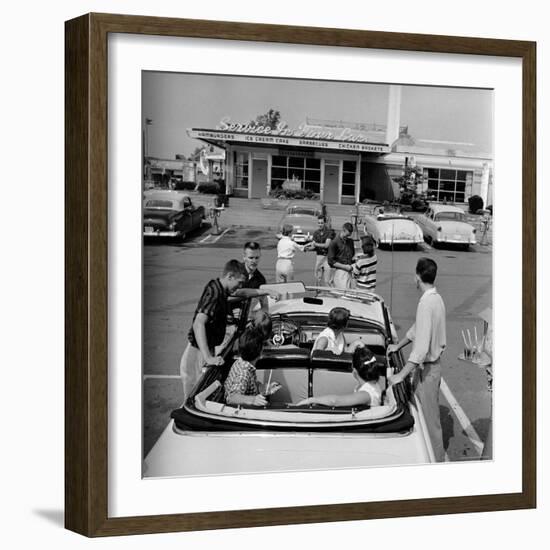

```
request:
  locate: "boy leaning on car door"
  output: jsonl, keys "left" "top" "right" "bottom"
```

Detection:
{"left": 179, "top": 260, "right": 248, "bottom": 400}
{"left": 387, "top": 257, "right": 446, "bottom": 462}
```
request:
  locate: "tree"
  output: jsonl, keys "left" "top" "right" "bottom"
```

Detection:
{"left": 250, "top": 108, "right": 281, "bottom": 130}
{"left": 394, "top": 162, "right": 428, "bottom": 210}
{"left": 189, "top": 146, "right": 205, "bottom": 161}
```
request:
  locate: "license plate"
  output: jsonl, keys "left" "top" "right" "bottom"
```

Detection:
{"left": 144, "top": 226, "right": 154, "bottom": 233}
{"left": 453, "top": 234, "right": 462, "bottom": 240}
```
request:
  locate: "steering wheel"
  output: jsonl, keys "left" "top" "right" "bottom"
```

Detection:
{"left": 270, "top": 314, "right": 301, "bottom": 347}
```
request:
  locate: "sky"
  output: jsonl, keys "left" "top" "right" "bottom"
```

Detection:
{"left": 142, "top": 71, "right": 493, "bottom": 159}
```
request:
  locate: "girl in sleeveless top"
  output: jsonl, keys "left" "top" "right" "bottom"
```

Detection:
{"left": 296, "top": 347, "right": 385, "bottom": 407}
{"left": 312, "top": 307, "right": 365, "bottom": 355}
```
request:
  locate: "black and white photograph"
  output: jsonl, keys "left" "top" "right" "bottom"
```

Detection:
{"left": 141, "top": 72, "right": 494, "bottom": 478}
{"left": 4, "top": 0, "right": 544, "bottom": 546}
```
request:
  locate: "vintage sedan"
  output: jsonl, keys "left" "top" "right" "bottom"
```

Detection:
{"left": 417, "top": 204, "right": 477, "bottom": 249}
{"left": 363, "top": 206, "right": 424, "bottom": 248}
{"left": 143, "top": 191, "right": 205, "bottom": 240}
{"left": 278, "top": 201, "right": 328, "bottom": 243}
{"left": 144, "top": 282, "right": 435, "bottom": 478}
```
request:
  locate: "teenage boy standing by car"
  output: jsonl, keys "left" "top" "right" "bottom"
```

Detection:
{"left": 234, "top": 241, "right": 279, "bottom": 310}
{"left": 309, "top": 216, "right": 335, "bottom": 286}
{"left": 327, "top": 222, "right": 355, "bottom": 289}
{"left": 387, "top": 257, "right": 446, "bottom": 462}
{"left": 351, "top": 235, "right": 377, "bottom": 291}
{"left": 179, "top": 259, "right": 248, "bottom": 399}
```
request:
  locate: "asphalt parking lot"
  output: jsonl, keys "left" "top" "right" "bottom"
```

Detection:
{"left": 143, "top": 215, "right": 493, "bottom": 462}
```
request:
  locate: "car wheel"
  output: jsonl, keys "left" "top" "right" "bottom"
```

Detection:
{"left": 179, "top": 232, "right": 186, "bottom": 243}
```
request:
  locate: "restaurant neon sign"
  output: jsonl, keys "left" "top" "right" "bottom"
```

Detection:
{"left": 217, "top": 117, "right": 381, "bottom": 145}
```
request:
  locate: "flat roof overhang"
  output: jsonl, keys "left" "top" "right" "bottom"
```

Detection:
{"left": 187, "top": 128, "right": 390, "bottom": 155}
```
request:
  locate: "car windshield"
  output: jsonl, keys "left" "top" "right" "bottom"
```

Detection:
{"left": 288, "top": 207, "right": 320, "bottom": 217}
{"left": 280, "top": 311, "right": 383, "bottom": 332}
{"left": 145, "top": 199, "right": 177, "bottom": 209}
{"left": 435, "top": 211, "right": 465, "bottom": 222}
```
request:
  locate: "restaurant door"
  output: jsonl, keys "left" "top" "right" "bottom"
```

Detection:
{"left": 251, "top": 159, "right": 268, "bottom": 198}
{"left": 323, "top": 162, "right": 340, "bottom": 204}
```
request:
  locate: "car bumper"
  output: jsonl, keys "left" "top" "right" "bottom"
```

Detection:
{"left": 435, "top": 236, "right": 476, "bottom": 244}
{"left": 143, "top": 229, "right": 182, "bottom": 238}
{"left": 380, "top": 238, "right": 422, "bottom": 245}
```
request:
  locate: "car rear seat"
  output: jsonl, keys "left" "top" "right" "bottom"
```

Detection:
{"left": 310, "top": 349, "right": 387, "bottom": 403}
{"left": 255, "top": 346, "right": 310, "bottom": 403}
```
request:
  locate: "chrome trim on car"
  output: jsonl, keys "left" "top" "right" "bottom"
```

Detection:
{"left": 172, "top": 423, "right": 414, "bottom": 439}
{"left": 143, "top": 230, "right": 182, "bottom": 237}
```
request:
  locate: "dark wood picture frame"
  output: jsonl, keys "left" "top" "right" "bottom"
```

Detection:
{"left": 65, "top": 12, "right": 536, "bottom": 537}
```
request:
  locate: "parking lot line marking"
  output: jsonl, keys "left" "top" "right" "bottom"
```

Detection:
{"left": 144, "top": 374, "right": 181, "bottom": 380}
{"left": 440, "top": 377, "right": 484, "bottom": 455}
{"left": 199, "top": 234, "right": 212, "bottom": 243}
{"left": 211, "top": 228, "right": 230, "bottom": 243}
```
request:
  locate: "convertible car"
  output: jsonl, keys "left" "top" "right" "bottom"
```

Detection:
{"left": 363, "top": 205, "right": 424, "bottom": 248}
{"left": 144, "top": 283, "right": 435, "bottom": 477}
{"left": 278, "top": 201, "right": 329, "bottom": 243}
{"left": 417, "top": 204, "right": 477, "bottom": 249}
{"left": 143, "top": 190, "right": 205, "bottom": 241}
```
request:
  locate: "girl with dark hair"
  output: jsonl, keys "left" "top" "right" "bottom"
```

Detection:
{"left": 251, "top": 309, "right": 272, "bottom": 342}
{"left": 296, "top": 347, "right": 385, "bottom": 407}
{"left": 312, "top": 307, "right": 365, "bottom": 355}
{"left": 224, "top": 327, "right": 280, "bottom": 406}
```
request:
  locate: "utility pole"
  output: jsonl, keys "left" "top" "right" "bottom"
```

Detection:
{"left": 144, "top": 118, "right": 153, "bottom": 182}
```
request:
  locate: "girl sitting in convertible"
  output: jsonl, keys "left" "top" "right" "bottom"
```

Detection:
{"left": 296, "top": 346, "right": 385, "bottom": 407}
{"left": 312, "top": 307, "right": 366, "bottom": 355}
{"left": 224, "top": 327, "right": 280, "bottom": 406}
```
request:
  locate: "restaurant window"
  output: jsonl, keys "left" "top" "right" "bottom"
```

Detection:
{"left": 234, "top": 152, "right": 249, "bottom": 188}
{"left": 341, "top": 160, "right": 357, "bottom": 197}
{"left": 271, "top": 155, "right": 321, "bottom": 194}
{"left": 426, "top": 168, "right": 471, "bottom": 203}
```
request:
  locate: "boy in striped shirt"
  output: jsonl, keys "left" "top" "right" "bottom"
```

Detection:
{"left": 352, "top": 235, "right": 377, "bottom": 291}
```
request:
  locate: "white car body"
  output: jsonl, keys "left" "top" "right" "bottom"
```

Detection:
{"left": 144, "top": 407, "right": 434, "bottom": 477}
{"left": 144, "top": 283, "right": 435, "bottom": 478}
{"left": 417, "top": 204, "right": 477, "bottom": 248}
{"left": 363, "top": 207, "right": 424, "bottom": 247}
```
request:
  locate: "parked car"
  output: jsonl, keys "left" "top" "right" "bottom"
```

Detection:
{"left": 144, "top": 282, "right": 435, "bottom": 477}
{"left": 278, "top": 201, "right": 329, "bottom": 243}
{"left": 363, "top": 205, "right": 424, "bottom": 248}
{"left": 143, "top": 191, "right": 205, "bottom": 241}
{"left": 416, "top": 204, "right": 477, "bottom": 249}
